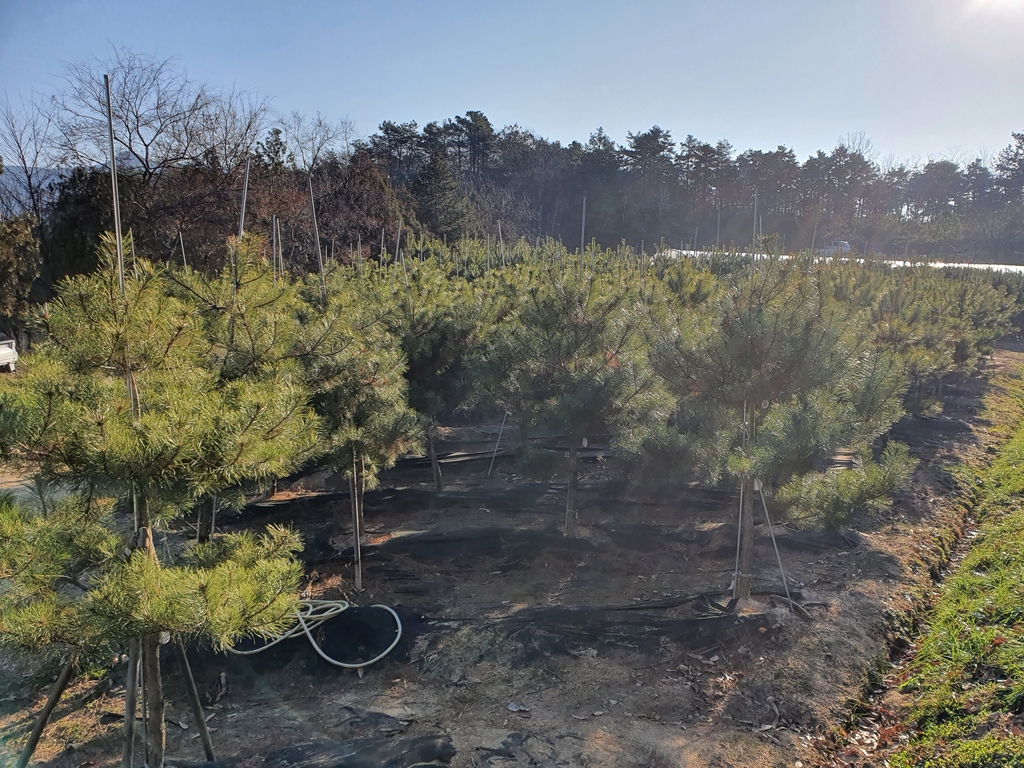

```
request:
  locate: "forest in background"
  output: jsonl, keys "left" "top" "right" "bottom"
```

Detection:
{"left": 3, "top": 47, "right": 1024, "bottom": 330}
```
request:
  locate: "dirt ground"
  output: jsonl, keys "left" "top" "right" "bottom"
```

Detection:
{"left": 3, "top": 346, "right": 1020, "bottom": 768}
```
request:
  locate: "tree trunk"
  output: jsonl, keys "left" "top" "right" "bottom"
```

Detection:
{"left": 733, "top": 475, "right": 755, "bottom": 602}
{"left": 564, "top": 440, "right": 579, "bottom": 537}
{"left": 428, "top": 429, "right": 444, "bottom": 492}
{"left": 142, "top": 635, "right": 165, "bottom": 767}
{"left": 196, "top": 496, "right": 214, "bottom": 544}
{"left": 121, "top": 640, "right": 140, "bottom": 768}
{"left": 16, "top": 655, "right": 76, "bottom": 768}
{"left": 176, "top": 645, "right": 215, "bottom": 761}
{"left": 136, "top": 494, "right": 166, "bottom": 766}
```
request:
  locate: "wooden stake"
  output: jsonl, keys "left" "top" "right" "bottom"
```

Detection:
{"left": 733, "top": 475, "right": 754, "bottom": 601}
{"left": 487, "top": 413, "right": 506, "bottom": 477}
{"left": 579, "top": 197, "right": 586, "bottom": 279}
{"left": 142, "top": 635, "right": 165, "bottom": 767}
{"left": 308, "top": 175, "right": 327, "bottom": 300}
{"left": 271, "top": 215, "right": 277, "bottom": 285}
{"left": 428, "top": 424, "right": 443, "bottom": 492}
{"left": 121, "top": 640, "right": 139, "bottom": 768}
{"left": 17, "top": 656, "right": 76, "bottom": 768}
{"left": 176, "top": 645, "right": 215, "bottom": 761}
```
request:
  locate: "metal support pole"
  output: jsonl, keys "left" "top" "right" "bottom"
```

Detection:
{"left": 238, "top": 156, "right": 250, "bottom": 240}
{"left": 271, "top": 214, "right": 277, "bottom": 285}
{"left": 308, "top": 175, "right": 327, "bottom": 300}
{"left": 104, "top": 74, "right": 125, "bottom": 295}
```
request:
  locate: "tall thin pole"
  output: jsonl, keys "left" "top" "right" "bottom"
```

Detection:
{"left": 234, "top": 156, "right": 250, "bottom": 302}
{"left": 580, "top": 196, "right": 587, "bottom": 278}
{"left": 751, "top": 190, "right": 757, "bottom": 253}
{"left": 271, "top": 215, "right": 278, "bottom": 285}
{"left": 394, "top": 219, "right": 403, "bottom": 270}
{"left": 351, "top": 454, "right": 363, "bottom": 592}
{"left": 107, "top": 80, "right": 146, "bottom": 768}
{"left": 357, "top": 233, "right": 362, "bottom": 276}
{"left": 176, "top": 645, "right": 216, "bottom": 761}
{"left": 179, "top": 231, "right": 187, "bottom": 269}
{"left": 121, "top": 641, "right": 140, "bottom": 768}
{"left": 238, "top": 156, "right": 250, "bottom": 240}
{"left": 751, "top": 190, "right": 758, "bottom": 273}
{"left": 277, "top": 217, "right": 284, "bottom": 276}
{"left": 104, "top": 75, "right": 125, "bottom": 296}
{"left": 307, "top": 175, "right": 327, "bottom": 299}
{"left": 17, "top": 656, "right": 76, "bottom": 768}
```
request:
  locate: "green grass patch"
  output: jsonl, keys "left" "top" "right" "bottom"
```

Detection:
{"left": 892, "top": 368, "right": 1024, "bottom": 766}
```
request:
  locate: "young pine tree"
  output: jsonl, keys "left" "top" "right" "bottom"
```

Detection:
{"left": 488, "top": 259, "right": 672, "bottom": 536}
{"left": 653, "top": 254, "right": 907, "bottom": 601}
{"left": 295, "top": 264, "right": 419, "bottom": 589}
{"left": 0, "top": 235, "right": 312, "bottom": 766}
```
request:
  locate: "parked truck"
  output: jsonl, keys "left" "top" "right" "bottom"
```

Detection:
{"left": 0, "top": 338, "right": 18, "bottom": 372}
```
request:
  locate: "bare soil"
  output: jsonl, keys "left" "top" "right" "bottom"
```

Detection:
{"left": 3, "top": 347, "right": 1019, "bottom": 768}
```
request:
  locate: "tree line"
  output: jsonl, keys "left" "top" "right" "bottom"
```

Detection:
{"left": 4, "top": 47, "right": 1024, "bottom": 334}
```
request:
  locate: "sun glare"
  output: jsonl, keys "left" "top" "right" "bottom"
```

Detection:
{"left": 966, "top": 0, "right": 1024, "bottom": 14}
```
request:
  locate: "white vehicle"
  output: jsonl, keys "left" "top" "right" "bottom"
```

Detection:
{"left": 0, "top": 338, "right": 18, "bottom": 372}
{"left": 821, "top": 241, "right": 852, "bottom": 256}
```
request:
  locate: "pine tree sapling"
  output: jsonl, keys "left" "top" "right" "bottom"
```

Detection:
{"left": 489, "top": 261, "right": 671, "bottom": 536}
{"left": 0, "top": 235, "right": 312, "bottom": 765}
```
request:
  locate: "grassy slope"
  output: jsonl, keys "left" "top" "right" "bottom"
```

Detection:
{"left": 891, "top": 365, "right": 1024, "bottom": 767}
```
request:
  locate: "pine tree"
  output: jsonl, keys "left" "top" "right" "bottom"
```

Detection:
{"left": 295, "top": 263, "right": 419, "bottom": 589}
{"left": 167, "top": 233, "right": 320, "bottom": 540}
{"left": 0, "top": 235, "right": 312, "bottom": 766}
{"left": 653, "top": 254, "right": 908, "bottom": 601}
{"left": 387, "top": 257, "right": 491, "bottom": 491}
{"left": 488, "top": 259, "right": 672, "bottom": 536}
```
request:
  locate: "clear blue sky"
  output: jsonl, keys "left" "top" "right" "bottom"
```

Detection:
{"left": 2, "top": 0, "right": 1023, "bottom": 165}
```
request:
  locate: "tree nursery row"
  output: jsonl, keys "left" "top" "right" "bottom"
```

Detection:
{"left": 0, "top": 233, "right": 1020, "bottom": 763}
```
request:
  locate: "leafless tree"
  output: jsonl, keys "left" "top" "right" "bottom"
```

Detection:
{"left": 198, "top": 86, "right": 273, "bottom": 171}
{"left": 281, "top": 110, "right": 354, "bottom": 171}
{"left": 840, "top": 131, "right": 880, "bottom": 163}
{"left": 51, "top": 47, "right": 215, "bottom": 184}
{"left": 0, "top": 93, "right": 57, "bottom": 223}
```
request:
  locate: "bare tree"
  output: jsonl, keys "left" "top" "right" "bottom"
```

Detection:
{"left": 839, "top": 130, "right": 880, "bottom": 163}
{"left": 282, "top": 111, "right": 354, "bottom": 171}
{"left": 198, "top": 86, "right": 273, "bottom": 170}
{"left": 51, "top": 47, "right": 215, "bottom": 184}
{"left": 0, "top": 93, "right": 57, "bottom": 223}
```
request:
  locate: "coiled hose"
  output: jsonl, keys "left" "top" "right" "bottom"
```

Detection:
{"left": 227, "top": 599, "right": 402, "bottom": 669}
